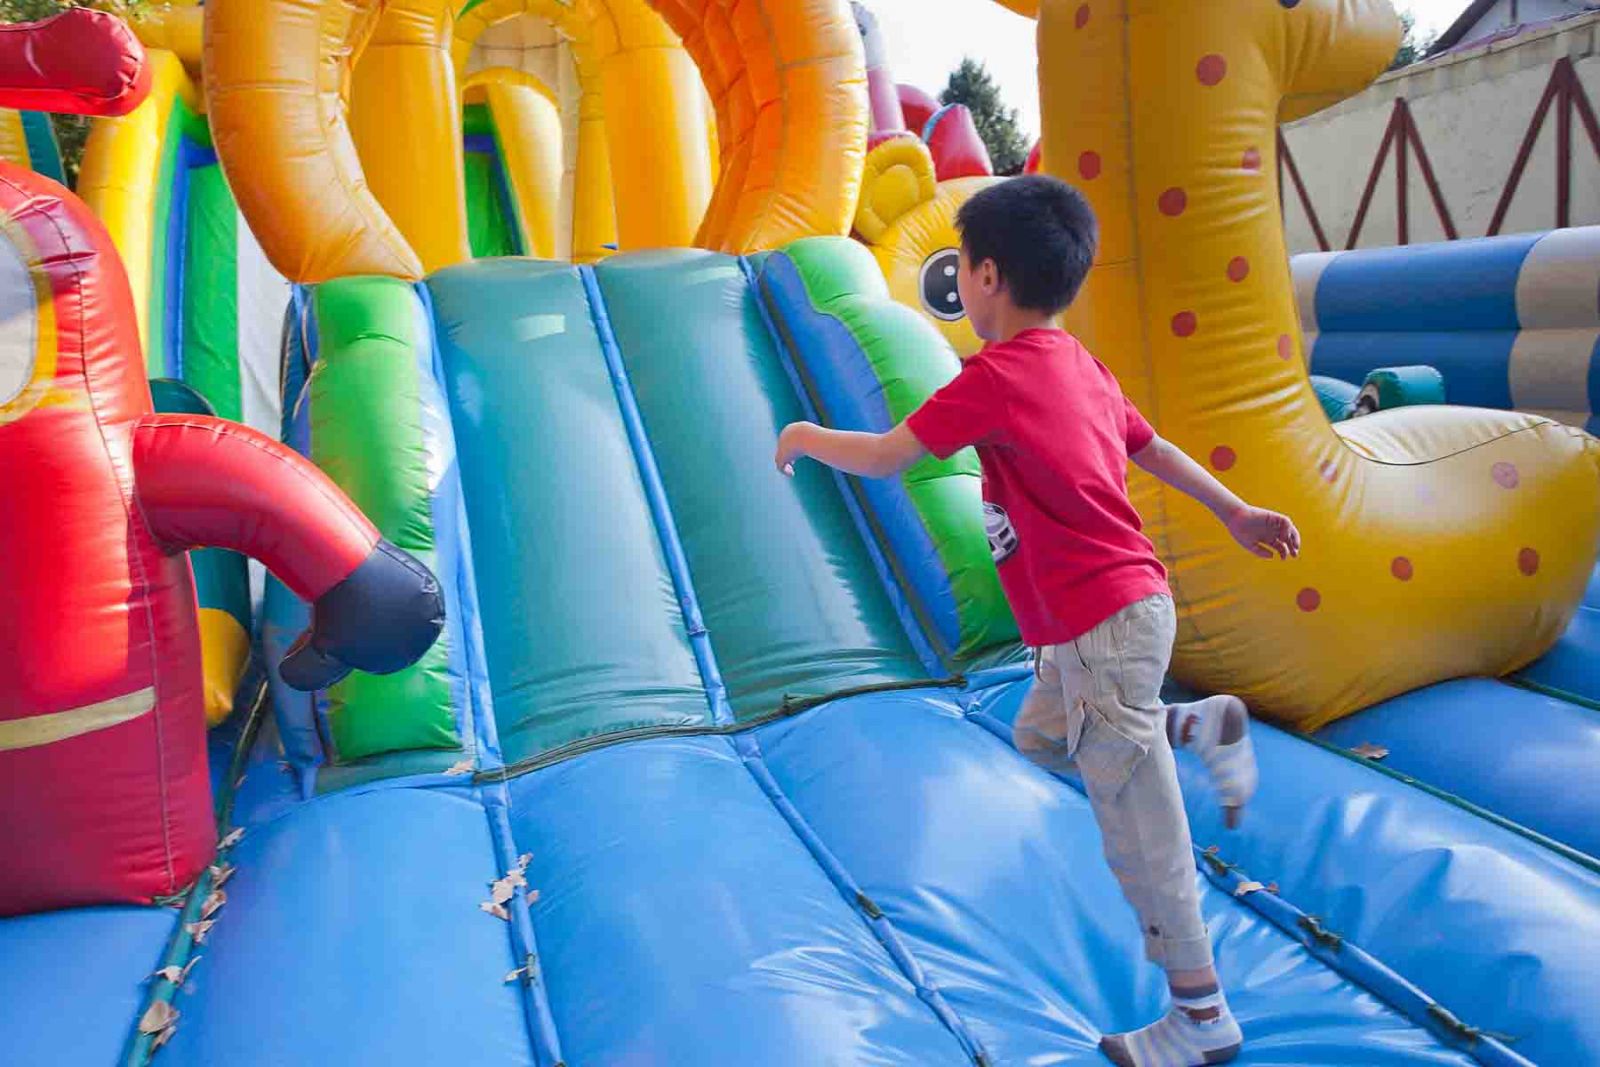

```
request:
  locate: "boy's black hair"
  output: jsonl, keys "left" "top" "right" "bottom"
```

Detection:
{"left": 955, "top": 175, "right": 1098, "bottom": 314}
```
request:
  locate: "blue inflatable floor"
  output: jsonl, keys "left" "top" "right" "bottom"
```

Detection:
{"left": 17, "top": 678, "right": 1600, "bottom": 1064}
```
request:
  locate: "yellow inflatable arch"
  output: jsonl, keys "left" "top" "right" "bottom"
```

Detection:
{"left": 204, "top": 0, "right": 868, "bottom": 283}
{"left": 1028, "top": 0, "right": 1600, "bottom": 727}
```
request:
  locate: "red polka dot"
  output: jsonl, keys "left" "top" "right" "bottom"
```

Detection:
{"left": 1519, "top": 548, "right": 1540, "bottom": 576}
{"left": 1318, "top": 458, "right": 1337, "bottom": 483}
{"left": 1075, "top": 3, "right": 1090, "bottom": 28}
{"left": 1171, "top": 311, "right": 1198, "bottom": 337}
{"left": 1197, "top": 54, "right": 1228, "bottom": 86}
{"left": 1158, "top": 187, "right": 1187, "bottom": 216}
{"left": 1493, "top": 462, "right": 1520, "bottom": 489}
{"left": 1210, "top": 446, "right": 1236, "bottom": 472}
{"left": 1242, "top": 147, "right": 1262, "bottom": 171}
{"left": 1277, "top": 333, "right": 1294, "bottom": 360}
{"left": 1227, "top": 256, "right": 1250, "bottom": 282}
{"left": 1297, "top": 588, "right": 1322, "bottom": 612}
{"left": 1078, "top": 150, "right": 1102, "bottom": 180}
{"left": 1391, "top": 557, "right": 1414, "bottom": 581}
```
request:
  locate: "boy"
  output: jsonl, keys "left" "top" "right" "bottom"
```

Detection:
{"left": 773, "top": 175, "right": 1300, "bottom": 1067}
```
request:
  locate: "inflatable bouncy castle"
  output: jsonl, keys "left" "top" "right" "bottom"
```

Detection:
{"left": 3, "top": 2, "right": 1600, "bottom": 1065}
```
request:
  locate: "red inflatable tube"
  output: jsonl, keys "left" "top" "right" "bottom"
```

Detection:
{"left": 1025, "top": 141, "right": 1042, "bottom": 174}
{"left": 924, "top": 104, "right": 993, "bottom": 180}
{"left": 0, "top": 164, "right": 440, "bottom": 916}
{"left": 0, "top": 9, "right": 150, "bottom": 116}
{"left": 898, "top": 83, "right": 940, "bottom": 138}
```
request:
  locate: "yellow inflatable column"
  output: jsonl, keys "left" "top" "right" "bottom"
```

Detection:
{"left": 592, "top": 0, "right": 713, "bottom": 250}
{"left": 77, "top": 50, "right": 197, "bottom": 359}
{"left": 349, "top": 0, "right": 469, "bottom": 273}
{"left": 1040, "top": 0, "right": 1600, "bottom": 727}
{"left": 651, "top": 0, "right": 867, "bottom": 252}
{"left": 570, "top": 76, "right": 618, "bottom": 262}
{"left": 467, "top": 69, "right": 565, "bottom": 259}
{"left": 205, "top": 0, "right": 423, "bottom": 282}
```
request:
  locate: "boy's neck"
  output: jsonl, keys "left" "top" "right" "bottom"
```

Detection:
{"left": 988, "top": 305, "right": 1060, "bottom": 345}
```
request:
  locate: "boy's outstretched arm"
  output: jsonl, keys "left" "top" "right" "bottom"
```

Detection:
{"left": 775, "top": 421, "right": 927, "bottom": 479}
{"left": 1131, "top": 435, "right": 1301, "bottom": 560}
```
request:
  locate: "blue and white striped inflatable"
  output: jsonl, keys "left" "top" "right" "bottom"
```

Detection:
{"left": 1295, "top": 226, "right": 1600, "bottom": 431}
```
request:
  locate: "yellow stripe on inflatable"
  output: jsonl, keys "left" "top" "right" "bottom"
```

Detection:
{"left": 350, "top": 0, "right": 471, "bottom": 274}
{"left": 198, "top": 608, "right": 251, "bottom": 727}
{"left": 76, "top": 50, "right": 198, "bottom": 358}
{"left": 467, "top": 68, "right": 565, "bottom": 259}
{"left": 204, "top": 0, "right": 424, "bottom": 283}
{"left": 1040, "top": 0, "right": 1600, "bottom": 728}
{"left": 0, "top": 687, "right": 155, "bottom": 751}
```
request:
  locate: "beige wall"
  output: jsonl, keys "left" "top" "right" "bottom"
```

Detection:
{"left": 1279, "top": 11, "right": 1599, "bottom": 253}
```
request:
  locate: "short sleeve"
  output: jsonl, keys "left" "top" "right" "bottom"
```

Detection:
{"left": 906, "top": 361, "right": 1003, "bottom": 460}
{"left": 1123, "top": 395, "right": 1156, "bottom": 454}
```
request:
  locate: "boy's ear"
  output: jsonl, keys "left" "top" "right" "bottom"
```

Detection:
{"left": 854, "top": 133, "right": 938, "bottom": 244}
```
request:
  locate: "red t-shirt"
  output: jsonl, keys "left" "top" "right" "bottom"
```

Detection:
{"left": 906, "top": 327, "right": 1170, "bottom": 646}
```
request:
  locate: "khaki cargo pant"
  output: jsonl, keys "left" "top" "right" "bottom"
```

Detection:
{"left": 1012, "top": 593, "right": 1213, "bottom": 972}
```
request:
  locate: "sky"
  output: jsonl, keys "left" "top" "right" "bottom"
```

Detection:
{"left": 871, "top": 1, "right": 1474, "bottom": 139}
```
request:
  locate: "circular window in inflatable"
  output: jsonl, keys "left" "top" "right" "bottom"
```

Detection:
{"left": 919, "top": 248, "right": 965, "bottom": 322}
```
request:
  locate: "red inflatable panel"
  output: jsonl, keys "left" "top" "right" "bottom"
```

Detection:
{"left": 1025, "top": 140, "right": 1042, "bottom": 174}
{"left": 0, "top": 164, "right": 429, "bottom": 916}
{"left": 898, "top": 83, "right": 940, "bottom": 138}
{"left": 925, "top": 104, "right": 993, "bottom": 180}
{"left": 0, "top": 10, "right": 150, "bottom": 117}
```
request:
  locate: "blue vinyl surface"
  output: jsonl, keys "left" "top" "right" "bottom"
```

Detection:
{"left": 0, "top": 905, "right": 177, "bottom": 1065}
{"left": 1317, "top": 678, "right": 1600, "bottom": 859}
{"left": 1314, "top": 235, "right": 1539, "bottom": 334}
{"left": 974, "top": 675, "right": 1600, "bottom": 1064}
{"left": 159, "top": 786, "right": 532, "bottom": 1067}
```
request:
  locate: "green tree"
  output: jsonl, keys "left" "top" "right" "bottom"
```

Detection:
{"left": 940, "top": 57, "right": 1030, "bottom": 176}
{"left": 1388, "top": 12, "right": 1437, "bottom": 72}
{"left": 0, "top": 0, "right": 163, "bottom": 187}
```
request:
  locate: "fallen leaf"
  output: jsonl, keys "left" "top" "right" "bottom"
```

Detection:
{"left": 1233, "top": 880, "right": 1264, "bottom": 897}
{"left": 139, "top": 1000, "right": 179, "bottom": 1034}
{"left": 1266, "top": 882, "right": 1280, "bottom": 895}
{"left": 516, "top": 853, "right": 532, "bottom": 872}
{"left": 1351, "top": 743, "right": 1389, "bottom": 760}
{"left": 219, "top": 828, "right": 245, "bottom": 849}
{"left": 525, "top": 889, "right": 540, "bottom": 905}
{"left": 200, "top": 889, "right": 227, "bottom": 919}
{"left": 179, "top": 956, "right": 201, "bottom": 983}
{"left": 505, "top": 869, "right": 528, "bottom": 889}
{"left": 234, "top": 775, "right": 247, "bottom": 789}
{"left": 479, "top": 901, "right": 510, "bottom": 921}
{"left": 1203, "top": 845, "right": 1220, "bottom": 856}
{"left": 152, "top": 1025, "right": 176, "bottom": 1051}
{"left": 444, "top": 759, "right": 474, "bottom": 776}
{"left": 490, "top": 878, "right": 515, "bottom": 905}
{"left": 210, "top": 863, "right": 236, "bottom": 889}
{"left": 150, "top": 966, "right": 183, "bottom": 984}
{"left": 503, "top": 967, "right": 528, "bottom": 984}
{"left": 185, "top": 919, "right": 215, "bottom": 945}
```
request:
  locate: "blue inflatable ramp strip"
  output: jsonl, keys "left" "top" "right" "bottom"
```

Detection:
{"left": 1313, "top": 678, "right": 1600, "bottom": 869}
{"left": 483, "top": 781, "right": 564, "bottom": 1067}
{"left": 579, "top": 264, "right": 733, "bottom": 727}
{"left": 580, "top": 262, "right": 987, "bottom": 1063}
{"left": 737, "top": 254, "right": 946, "bottom": 678}
{"left": 958, "top": 704, "right": 1529, "bottom": 1066}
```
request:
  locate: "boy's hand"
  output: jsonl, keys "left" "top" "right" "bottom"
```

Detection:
{"left": 775, "top": 421, "right": 816, "bottom": 477}
{"left": 1228, "top": 506, "right": 1300, "bottom": 560}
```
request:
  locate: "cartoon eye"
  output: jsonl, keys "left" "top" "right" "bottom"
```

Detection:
{"left": 919, "top": 248, "right": 965, "bottom": 322}
{"left": 0, "top": 234, "right": 40, "bottom": 410}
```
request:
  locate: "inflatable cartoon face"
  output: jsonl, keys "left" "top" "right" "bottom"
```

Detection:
{"left": 853, "top": 135, "right": 999, "bottom": 358}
